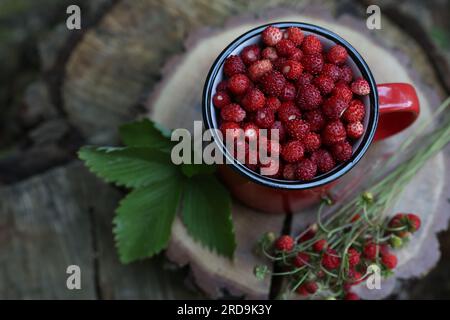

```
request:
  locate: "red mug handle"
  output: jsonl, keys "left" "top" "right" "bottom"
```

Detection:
{"left": 374, "top": 83, "right": 420, "bottom": 141}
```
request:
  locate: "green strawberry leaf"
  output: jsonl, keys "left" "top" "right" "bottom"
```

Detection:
{"left": 182, "top": 175, "right": 236, "bottom": 258}
{"left": 181, "top": 163, "right": 217, "bottom": 178}
{"left": 114, "top": 178, "right": 183, "bottom": 263}
{"left": 119, "top": 118, "right": 173, "bottom": 151}
{"left": 78, "top": 146, "right": 177, "bottom": 188}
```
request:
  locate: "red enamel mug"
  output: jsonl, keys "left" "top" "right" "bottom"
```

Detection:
{"left": 202, "top": 22, "right": 420, "bottom": 214}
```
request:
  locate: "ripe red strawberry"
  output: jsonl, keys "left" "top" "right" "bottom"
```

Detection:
{"left": 296, "top": 73, "right": 313, "bottom": 87}
{"left": 223, "top": 55, "right": 246, "bottom": 77}
{"left": 261, "top": 47, "right": 278, "bottom": 61}
{"left": 381, "top": 253, "right": 398, "bottom": 269}
{"left": 284, "top": 27, "right": 304, "bottom": 46}
{"left": 303, "top": 132, "right": 321, "bottom": 152}
{"left": 347, "top": 248, "right": 361, "bottom": 267}
{"left": 304, "top": 109, "right": 325, "bottom": 132}
{"left": 276, "top": 39, "right": 297, "bottom": 57}
{"left": 311, "top": 149, "right": 335, "bottom": 173}
{"left": 313, "top": 75, "right": 335, "bottom": 95}
{"left": 281, "top": 140, "right": 305, "bottom": 163}
{"left": 280, "top": 82, "right": 297, "bottom": 101}
{"left": 302, "top": 34, "right": 323, "bottom": 55}
{"left": 363, "top": 242, "right": 378, "bottom": 260}
{"left": 327, "top": 45, "right": 348, "bottom": 64}
{"left": 406, "top": 213, "right": 421, "bottom": 232}
{"left": 322, "top": 248, "right": 340, "bottom": 270}
{"left": 212, "top": 91, "right": 231, "bottom": 108}
{"left": 296, "top": 83, "right": 322, "bottom": 110}
{"left": 259, "top": 71, "right": 286, "bottom": 97}
{"left": 321, "top": 63, "right": 341, "bottom": 82}
{"left": 331, "top": 141, "right": 352, "bottom": 162}
{"left": 347, "top": 268, "right": 364, "bottom": 284}
{"left": 301, "top": 53, "right": 324, "bottom": 74}
{"left": 351, "top": 78, "right": 370, "bottom": 96}
{"left": 216, "top": 80, "right": 228, "bottom": 92}
{"left": 297, "top": 281, "right": 318, "bottom": 296}
{"left": 282, "top": 163, "right": 297, "bottom": 180}
{"left": 296, "top": 159, "right": 318, "bottom": 181}
{"left": 262, "top": 26, "right": 283, "bottom": 46}
{"left": 298, "top": 227, "right": 317, "bottom": 243}
{"left": 265, "top": 96, "right": 281, "bottom": 111}
{"left": 293, "top": 252, "right": 310, "bottom": 267}
{"left": 240, "top": 44, "right": 261, "bottom": 65}
{"left": 343, "top": 99, "right": 365, "bottom": 123}
{"left": 339, "top": 65, "right": 353, "bottom": 83}
{"left": 228, "top": 74, "right": 250, "bottom": 95}
{"left": 346, "top": 121, "right": 364, "bottom": 139}
{"left": 241, "top": 88, "right": 266, "bottom": 111}
{"left": 332, "top": 81, "right": 353, "bottom": 102}
{"left": 278, "top": 101, "right": 302, "bottom": 123}
{"left": 271, "top": 121, "right": 287, "bottom": 142}
{"left": 322, "top": 120, "right": 347, "bottom": 145}
{"left": 255, "top": 107, "right": 275, "bottom": 129}
{"left": 344, "top": 292, "right": 360, "bottom": 300}
{"left": 262, "top": 158, "right": 283, "bottom": 178}
{"left": 221, "top": 103, "right": 246, "bottom": 122}
{"left": 313, "top": 239, "right": 327, "bottom": 252}
{"left": 322, "top": 96, "right": 348, "bottom": 120}
{"left": 248, "top": 59, "right": 272, "bottom": 81}
{"left": 290, "top": 48, "right": 303, "bottom": 61}
{"left": 280, "top": 60, "right": 303, "bottom": 80}
{"left": 274, "top": 235, "right": 294, "bottom": 251}
{"left": 242, "top": 122, "right": 259, "bottom": 141}
{"left": 220, "top": 122, "right": 242, "bottom": 140}
{"left": 272, "top": 57, "right": 287, "bottom": 71}
{"left": 286, "top": 119, "right": 310, "bottom": 140}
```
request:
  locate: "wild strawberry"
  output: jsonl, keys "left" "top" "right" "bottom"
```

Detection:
{"left": 262, "top": 26, "right": 283, "bottom": 46}
{"left": 301, "top": 53, "right": 324, "bottom": 74}
{"left": 293, "top": 252, "right": 310, "bottom": 267}
{"left": 296, "top": 73, "right": 313, "bottom": 87}
{"left": 296, "top": 83, "right": 322, "bottom": 110}
{"left": 296, "top": 158, "right": 318, "bottom": 181}
{"left": 248, "top": 59, "right": 272, "bottom": 81}
{"left": 339, "top": 65, "right": 353, "bottom": 83}
{"left": 223, "top": 55, "right": 246, "bottom": 77}
{"left": 347, "top": 248, "right": 361, "bottom": 267}
{"left": 281, "top": 60, "right": 303, "bottom": 80}
{"left": 351, "top": 214, "right": 361, "bottom": 223}
{"left": 321, "top": 63, "right": 341, "bottom": 82}
{"left": 272, "top": 57, "right": 287, "bottom": 71}
{"left": 274, "top": 235, "right": 294, "bottom": 251}
{"left": 313, "top": 239, "right": 327, "bottom": 252}
{"left": 217, "top": 80, "right": 228, "bottom": 92}
{"left": 347, "top": 269, "right": 364, "bottom": 285}
{"left": 265, "top": 96, "right": 281, "bottom": 111}
{"left": 286, "top": 119, "right": 310, "bottom": 140}
{"left": 241, "top": 88, "right": 266, "bottom": 111}
{"left": 213, "top": 91, "right": 231, "bottom": 109}
{"left": 303, "top": 132, "right": 321, "bottom": 152}
{"left": 276, "top": 39, "right": 297, "bottom": 57}
{"left": 381, "top": 253, "right": 398, "bottom": 269}
{"left": 302, "top": 35, "right": 322, "bottom": 54}
{"left": 281, "top": 140, "right": 305, "bottom": 163}
{"left": 311, "top": 149, "right": 335, "bottom": 173}
{"left": 255, "top": 107, "right": 275, "bottom": 129}
{"left": 322, "top": 248, "right": 340, "bottom": 270}
{"left": 282, "top": 163, "right": 297, "bottom": 180}
{"left": 331, "top": 141, "right": 352, "bottom": 162}
{"left": 242, "top": 122, "right": 259, "bottom": 141}
{"left": 278, "top": 101, "right": 302, "bottom": 123}
{"left": 343, "top": 99, "right": 365, "bottom": 123}
{"left": 261, "top": 47, "right": 278, "bottom": 61}
{"left": 284, "top": 27, "right": 304, "bottom": 46}
{"left": 406, "top": 213, "right": 421, "bottom": 232}
{"left": 262, "top": 159, "right": 283, "bottom": 178}
{"left": 363, "top": 242, "right": 378, "bottom": 260}
{"left": 297, "top": 281, "right": 318, "bottom": 296}
{"left": 314, "top": 75, "right": 335, "bottom": 95}
{"left": 290, "top": 48, "right": 303, "bottom": 61}
{"left": 346, "top": 121, "right": 364, "bottom": 140}
{"left": 280, "top": 82, "right": 297, "bottom": 101}
{"left": 344, "top": 292, "right": 360, "bottom": 300}
{"left": 228, "top": 74, "right": 250, "bottom": 95}
{"left": 298, "top": 227, "right": 317, "bottom": 243}
{"left": 271, "top": 121, "right": 287, "bottom": 142}
{"left": 332, "top": 81, "right": 353, "bottom": 102}
{"left": 220, "top": 122, "right": 241, "bottom": 140}
{"left": 259, "top": 71, "right": 286, "bottom": 97}
{"left": 221, "top": 103, "right": 246, "bottom": 122}
{"left": 322, "top": 120, "right": 347, "bottom": 145}
{"left": 327, "top": 45, "right": 348, "bottom": 64}
{"left": 304, "top": 109, "right": 325, "bottom": 132}
{"left": 240, "top": 44, "right": 261, "bottom": 65}
{"left": 351, "top": 78, "right": 370, "bottom": 96}
{"left": 322, "top": 96, "right": 348, "bottom": 120}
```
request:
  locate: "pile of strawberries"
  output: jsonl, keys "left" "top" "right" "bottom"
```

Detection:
{"left": 270, "top": 213, "right": 421, "bottom": 300}
{"left": 213, "top": 25, "right": 370, "bottom": 181}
